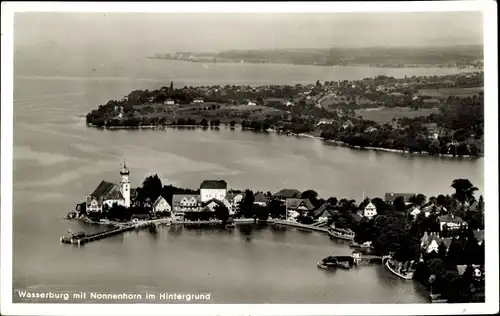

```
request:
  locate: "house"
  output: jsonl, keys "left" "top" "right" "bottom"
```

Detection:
{"left": 172, "top": 194, "right": 202, "bottom": 213}
{"left": 420, "top": 232, "right": 452, "bottom": 252}
{"left": 202, "top": 198, "right": 225, "bottom": 212}
{"left": 410, "top": 207, "right": 421, "bottom": 217}
{"left": 193, "top": 98, "right": 204, "bottom": 103}
{"left": 285, "top": 198, "right": 315, "bottom": 219}
{"left": 365, "top": 126, "right": 378, "bottom": 133}
{"left": 342, "top": 120, "right": 354, "bottom": 129}
{"left": 247, "top": 101, "right": 257, "bottom": 106}
{"left": 384, "top": 193, "right": 416, "bottom": 205}
{"left": 200, "top": 180, "right": 227, "bottom": 202}
{"left": 428, "top": 129, "right": 440, "bottom": 140}
{"left": 152, "top": 195, "right": 171, "bottom": 214}
{"left": 473, "top": 229, "right": 484, "bottom": 245}
{"left": 438, "top": 214, "right": 467, "bottom": 232}
{"left": 363, "top": 202, "right": 377, "bottom": 219}
{"left": 273, "top": 189, "right": 302, "bottom": 201}
{"left": 86, "top": 164, "right": 131, "bottom": 213}
{"left": 317, "top": 119, "right": 335, "bottom": 126}
{"left": 312, "top": 203, "right": 339, "bottom": 219}
{"left": 285, "top": 101, "right": 294, "bottom": 107}
{"left": 253, "top": 192, "right": 269, "bottom": 206}
{"left": 226, "top": 191, "right": 244, "bottom": 214}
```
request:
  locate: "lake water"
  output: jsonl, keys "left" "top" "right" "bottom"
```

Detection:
{"left": 12, "top": 57, "right": 483, "bottom": 303}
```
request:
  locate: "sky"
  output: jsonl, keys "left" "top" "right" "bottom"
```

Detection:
{"left": 14, "top": 11, "right": 483, "bottom": 55}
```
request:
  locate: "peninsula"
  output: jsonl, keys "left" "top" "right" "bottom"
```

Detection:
{"left": 85, "top": 72, "right": 484, "bottom": 157}
{"left": 70, "top": 164, "right": 485, "bottom": 303}
{"left": 148, "top": 45, "right": 484, "bottom": 69}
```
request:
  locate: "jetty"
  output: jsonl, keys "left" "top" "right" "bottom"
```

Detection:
{"left": 60, "top": 218, "right": 169, "bottom": 245}
{"left": 267, "top": 219, "right": 329, "bottom": 233}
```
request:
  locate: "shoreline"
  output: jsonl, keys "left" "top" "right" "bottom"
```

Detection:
{"left": 146, "top": 58, "right": 482, "bottom": 70}
{"left": 85, "top": 122, "right": 481, "bottom": 159}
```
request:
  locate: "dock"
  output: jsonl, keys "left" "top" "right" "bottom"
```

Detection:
{"left": 267, "top": 219, "right": 329, "bottom": 233}
{"left": 60, "top": 218, "right": 170, "bottom": 245}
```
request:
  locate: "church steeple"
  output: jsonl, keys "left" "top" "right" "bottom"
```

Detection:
{"left": 120, "top": 160, "right": 130, "bottom": 175}
{"left": 119, "top": 160, "right": 131, "bottom": 207}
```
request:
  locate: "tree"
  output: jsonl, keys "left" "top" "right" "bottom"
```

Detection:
{"left": 240, "top": 190, "right": 255, "bottom": 218}
{"left": 451, "top": 179, "right": 478, "bottom": 203}
{"left": 214, "top": 204, "right": 230, "bottom": 224}
{"left": 393, "top": 196, "right": 407, "bottom": 214}
{"left": 200, "top": 118, "right": 209, "bottom": 127}
{"left": 415, "top": 194, "right": 427, "bottom": 206}
{"left": 438, "top": 241, "right": 448, "bottom": 260}
{"left": 267, "top": 200, "right": 285, "bottom": 219}
{"left": 138, "top": 174, "right": 163, "bottom": 205}
{"left": 301, "top": 190, "right": 319, "bottom": 206}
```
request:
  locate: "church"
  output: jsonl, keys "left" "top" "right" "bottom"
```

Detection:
{"left": 86, "top": 162, "right": 131, "bottom": 213}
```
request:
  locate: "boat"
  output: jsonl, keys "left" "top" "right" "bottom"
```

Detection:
{"left": 385, "top": 260, "right": 414, "bottom": 280}
{"left": 60, "top": 230, "right": 86, "bottom": 244}
{"left": 328, "top": 227, "right": 355, "bottom": 241}
{"left": 317, "top": 255, "right": 352, "bottom": 270}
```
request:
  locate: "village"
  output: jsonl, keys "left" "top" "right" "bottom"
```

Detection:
{"left": 85, "top": 72, "right": 484, "bottom": 158}
{"left": 68, "top": 162, "right": 485, "bottom": 303}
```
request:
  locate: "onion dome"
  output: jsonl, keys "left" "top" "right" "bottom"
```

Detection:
{"left": 120, "top": 162, "right": 130, "bottom": 175}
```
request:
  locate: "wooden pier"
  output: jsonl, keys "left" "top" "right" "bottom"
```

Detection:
{"left": 60, "top": 219, "right": 169, "bottom": 245}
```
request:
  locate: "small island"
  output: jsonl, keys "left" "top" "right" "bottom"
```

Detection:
{"left": 68, "top": 163, "right": 485, "bottom": 303}
{"left": 85, "top": 72, "right": 484, "bottom": 158}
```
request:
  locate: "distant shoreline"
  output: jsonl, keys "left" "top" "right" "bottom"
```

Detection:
{"left": 146, "top": 57, "right": 483, "bottom": 70}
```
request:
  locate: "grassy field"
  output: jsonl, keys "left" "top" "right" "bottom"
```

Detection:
{"left": 417, "top": 87, "right": 483, "bottom": 99}
{"left": 130, "top": 102, "right": 286, "bottom": 123}
{"left": 356, "top": 107, "right": 438, "bottom": 123}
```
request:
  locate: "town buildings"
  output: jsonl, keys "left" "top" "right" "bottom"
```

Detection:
{"left": 200, "top": 180, "right": 227, "bottom": 202}
{"left": 86, "top": 163, "right": 131, "bottom": 213}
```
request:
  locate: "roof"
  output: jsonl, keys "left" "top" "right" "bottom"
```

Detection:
{"left": 421, "top": 233, "right": 452, "bottom": 249}
{"left": 473, "top": 229, "right": 485, "bottom": 243}
{"left": 285, "top": 198, "right": 314, "bottom": 211}
{"left": 226, "top": 192, "right": 244, "bottom": 202}
{"left": 202, "top": 198, "right": 225, "bottom": 207}
{"left": 438, "top": 214, "right": 464, "bottom": 223}
{"left": 364, "top": 202, "right": 376, "bottom": 209}
{"left": 253, "top": 192, "right": 269, "bottom": 204}
{"left": 152, "top": 195, "right": 169, "bottom": 208}
{"left": 200, "top": 180, "right": 227, "bottom": 190}
{"left": 385, "top": 192, "right": 416, "bottom": 203}
{"left": 312, "top": 203, "right": 339, "bottom": 218}
{"left": 106, "top": 188, "right": 124, "bottom": 200}
{"left": 90, "top": 181, "right": 117, "bottom": 198}
{"left": 172, "top": 194, "right": 201, "bottom": 206}
{"left": 274, "top": 189, "right": 302, "bottom": 199}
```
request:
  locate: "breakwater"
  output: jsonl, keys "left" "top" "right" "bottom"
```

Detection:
{"left": 267, "top": 219, "right": 329, "bottom": 233}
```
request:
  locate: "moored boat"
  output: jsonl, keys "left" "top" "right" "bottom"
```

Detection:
{"left": 328, "top": 227, "right": 355, "bottom": 241}
{"left": 385, "top": 259, "right": 414, "bottom": 280}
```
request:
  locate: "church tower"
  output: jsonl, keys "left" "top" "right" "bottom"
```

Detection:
{"left": 120, "top": 161, "right": 131, "bottom": 208}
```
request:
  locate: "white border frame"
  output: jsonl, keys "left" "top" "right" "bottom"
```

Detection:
{"left": 1, "top": 1, "right": 498, "bottom": 315}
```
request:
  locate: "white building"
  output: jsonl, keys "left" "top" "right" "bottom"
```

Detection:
{"left": 363, "top": 202, "right": 377, "bottom": 219}
{"left": 193, "top": 98, "right": 204, "bottom": 103}
{"left": 164, "top": 99, "right": 175, "bottom": 105}
{"left": 200, "top": 180, "right": 227, "bottom": 203}
{"left": 86, "top": 163, "right": 131, "bottom": 213}
{"left": 426, "top": 240, "right": 439, "bottom": 253}
{"left": 152, "top": 196, "right": 171, "bottom": 214}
